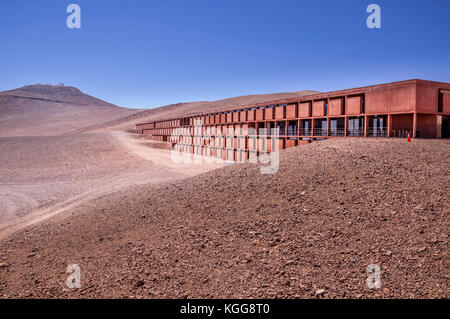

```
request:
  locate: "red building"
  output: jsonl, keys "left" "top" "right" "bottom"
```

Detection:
{"left": 136, "top": 79, "right": 450, "bottom": 161}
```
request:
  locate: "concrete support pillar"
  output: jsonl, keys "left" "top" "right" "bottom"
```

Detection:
{"left": 413, "top": 113, "right": 417, "bottom": 138}
{"left": 326, "top": 118, "right": 331, "bottom": 137}
{"left": 437, "top": 115, "right": 442, "bottom": 138}
{"left": 311, "top": 118, "right": 315, "bottom": 137}
{"left": 364, "top": 115, "right": 369, "bottom": 137}
{"left": 387, "top": 114, "right": 393, "bottom": 137}
{"left": 344, "top": 116, "right": 348, "bottom": 137}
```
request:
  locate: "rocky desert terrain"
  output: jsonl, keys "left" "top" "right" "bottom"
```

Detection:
{"left": 0, "top": 85, "right": 448, "bottom": 299}
{"left": 0, "top": 85, "right": 228, "bottom": 238}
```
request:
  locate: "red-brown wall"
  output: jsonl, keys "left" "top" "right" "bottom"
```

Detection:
{"left": 298, "top": 102, "right": 310, "bottom": 117}
{"left": 366, "top": 85, "right": 415, "bottom": 113}
{"left": 442, "top": 91, "right": 450, "bottom": 114}
{"left": 329, "top": 98, "right": 343, "bottom": 116}
{"left": 265, "top": 107, "right": 274, "bottom": 120}
{"left": 416, "top": 81, "right": 438, "bottom": 114}
{"left": 391, "top": 114, "right": 413, "bottom": 131}
{"left": 286, "top": 103, "right": 297, "bottom": 119}
{"left": 416, "top": 81, "right": 450, "bottom": 114}
{"left": 275, "top": 106, "right": 284, "bottom": 119}
{"left": 256, "top": 108, "right": 264, "bottom": 121}
{"left": 417, "top": 114, "right": 437, "bottom": 138}
{"left": 312, "top": 100, "right": 325, "bottom": 117}
{"left": 233, "top": 111, "right": 240, "bottom": 122}
{"left": 346, "top": 96, "right": 361, "bottom": 115}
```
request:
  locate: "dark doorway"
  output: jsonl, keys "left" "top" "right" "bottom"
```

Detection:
{"left": 442, "top": 116, "right": 450, "bottom": 138}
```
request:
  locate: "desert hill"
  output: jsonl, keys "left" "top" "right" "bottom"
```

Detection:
{"left": 1, "top": 85, "right": 121, "bottom": 107}
{"left": 0, "top": 85, "right": 139, "bottom": 137}
{"left": 1, "top": 138, "right": 448, "bottom": 298}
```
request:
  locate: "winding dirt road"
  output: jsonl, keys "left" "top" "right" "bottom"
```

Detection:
{"left": 0, "top": 132, "right": 223, "bottom": 239}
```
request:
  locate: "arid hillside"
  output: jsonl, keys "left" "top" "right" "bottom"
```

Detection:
{"left": 0, "top": 85, "right": 138, "bottom": 137}
{"left": 0, "top": 138, "right": 448, "bottom": 298}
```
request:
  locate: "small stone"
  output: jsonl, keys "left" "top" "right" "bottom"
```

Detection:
{"left": 0, "top": 263, "right": 9, "bottom": 268}
{"left": 285, "top": 260, "right": 296, "bottom": 266}
{"left": 134, "top": 280, "right": 145, "bottom": 288}
{"left": 315, "top": 289, "right": 326, "bottom": 296}
{"left": 430, "top": 238, "right": 439, "bottom": 244}
{"left": 27, "top": 253, "right": 36, "bottom": 258}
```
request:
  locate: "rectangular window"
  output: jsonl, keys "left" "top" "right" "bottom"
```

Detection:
{"left": 330, "top": 118, "right": 345, "bottom": 136}
{"left": 288, "top": 120, "right": 297, "bottom": 136}
{"left": 300, "top": 120, "right": 311, "bottom": 136}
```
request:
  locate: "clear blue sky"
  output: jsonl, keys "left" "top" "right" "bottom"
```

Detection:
{"left": 0, "top": 0, "right": 449, "bottom": 109}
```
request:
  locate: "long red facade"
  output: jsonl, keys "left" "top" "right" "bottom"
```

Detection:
{"left": 136, "top": 79, "right": 450, "bottom": 161}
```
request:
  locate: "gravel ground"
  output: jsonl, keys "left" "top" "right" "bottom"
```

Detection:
{"left": 0, "top": 132, "right": 221, "bottom": 238}
{"left": 0, "top": 138, "right": 448, "bottom": 298}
